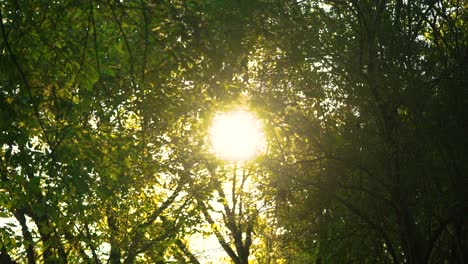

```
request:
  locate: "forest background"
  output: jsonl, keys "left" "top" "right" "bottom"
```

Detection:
{"left": 0, "top": 0, "right": 466, "bottom": 263}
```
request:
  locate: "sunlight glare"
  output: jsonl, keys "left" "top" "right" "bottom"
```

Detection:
{"left": 209, "top": 110, "right": 265, "bottom": 161}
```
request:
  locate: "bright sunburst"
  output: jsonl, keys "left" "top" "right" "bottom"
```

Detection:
{"left": 209, "top": 110, "right": 265, "bottom": 161}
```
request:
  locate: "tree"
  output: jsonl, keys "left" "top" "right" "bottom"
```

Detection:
{"left": 0, "top": 0, "right": 247, "bottom": 262}
{"left": 195, "top": 163, "right": 266, "bottom": 264}
{"left": 249, "top": 0, "right": 467, "bottom": 263}
{"left": 1, "top": 0, "right": 466, "bottom": 263}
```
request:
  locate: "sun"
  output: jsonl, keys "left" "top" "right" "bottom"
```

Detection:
{"left": 209, "top": 110, "right": 265, "bottom": 161}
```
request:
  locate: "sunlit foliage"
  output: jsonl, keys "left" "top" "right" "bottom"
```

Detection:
{"left": 1, "top": 0, "right": 466, "bottom": 263}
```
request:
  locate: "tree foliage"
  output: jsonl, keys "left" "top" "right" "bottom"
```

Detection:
{"left": 0, "top": 0, "right": 466, "bottom": 263}
{"left": 250, "top": 0, "right": 467, "bottom": 263}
